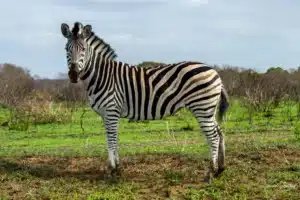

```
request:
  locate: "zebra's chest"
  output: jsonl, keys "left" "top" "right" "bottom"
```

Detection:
{"left": 87, "top": 94, "right": 96, "bottom": 107}
{"left": 87, "top": 94, "right": 106, "bottom": 116}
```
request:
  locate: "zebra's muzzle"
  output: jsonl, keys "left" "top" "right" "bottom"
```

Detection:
{"left": 68, "top": 63, "right": 79, "bottom": 83}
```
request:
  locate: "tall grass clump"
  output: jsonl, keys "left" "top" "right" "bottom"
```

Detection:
{"left": 8, "top": 92, "right": 72, "bottom": 130}
{"left": 293, "top": 122, "right": 300, "bottom": 142}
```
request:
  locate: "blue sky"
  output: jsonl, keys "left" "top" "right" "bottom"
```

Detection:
{"left": 0, "top": 0, "right": 299, "bottom": 78}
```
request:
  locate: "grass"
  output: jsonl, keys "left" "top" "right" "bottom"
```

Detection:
{"left": 1, "top": 99, "right": 300, "bottom": 199}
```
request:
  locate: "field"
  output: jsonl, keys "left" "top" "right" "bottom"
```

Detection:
{"left": 1, "top": 100, "right": 300, "bottom": 200}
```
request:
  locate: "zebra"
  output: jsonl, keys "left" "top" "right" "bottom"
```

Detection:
{"left": 60, "top": 21, "right": 229, "bottom": 182}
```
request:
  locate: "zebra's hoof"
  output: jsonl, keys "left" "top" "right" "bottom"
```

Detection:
{"left": 203, "top": 172, "right": 212, "bottom": 184}
{"left": 107, "top": 165, "right": 122, "bottom": 177}
{"left": 111, "top": 167, "right": 122, "bottom": 176}
{"left": 214, "top": 167, "right": 225, "bottom": 178}
{"left": 105, "top": 166, "right": 122, "bottom": 184}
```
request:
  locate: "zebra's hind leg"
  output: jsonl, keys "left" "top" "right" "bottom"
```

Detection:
{"left": 196, "top": 116, "right": 221, "bottom": 183}
{"left": 216, "top": 124, "right": 225, "bottom": 176}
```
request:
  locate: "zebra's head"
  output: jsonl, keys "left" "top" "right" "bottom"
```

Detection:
{"left": 60, "top": 22, "right": 92, "bottom": 83}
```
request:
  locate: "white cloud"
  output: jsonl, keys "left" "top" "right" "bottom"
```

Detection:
{"left": 185, "top": 0, "right": 208, "bottom": 6}
{"left": 0, "top": 0, "right": 300, "bottom": 78}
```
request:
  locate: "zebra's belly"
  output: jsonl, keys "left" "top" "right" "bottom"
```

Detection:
{"left": 123, "top": 105, "right": 184, "bottom": 121}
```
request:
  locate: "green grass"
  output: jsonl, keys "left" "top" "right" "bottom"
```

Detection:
{"left": 1, "top": 99, "right": 300, "bottom": 199}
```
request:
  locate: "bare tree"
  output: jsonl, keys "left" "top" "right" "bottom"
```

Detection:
{"left": 0, "top": 63, "right": 34, "bottom": 108}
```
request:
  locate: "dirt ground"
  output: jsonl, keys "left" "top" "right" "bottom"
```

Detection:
{"left": 1, "top": 146, "right": 300, "bottom": 200}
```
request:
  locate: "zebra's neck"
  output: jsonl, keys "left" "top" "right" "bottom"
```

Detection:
{"left": 78, "top": 33, "right": 117, "bottom": 92}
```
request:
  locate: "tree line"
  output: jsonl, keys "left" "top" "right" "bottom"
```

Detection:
{"left": 1, "top": 62, "right": 300, "bottom": 116}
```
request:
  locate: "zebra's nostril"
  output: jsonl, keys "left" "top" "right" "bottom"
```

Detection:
{"left": 70, "top": 63, "right": 76, "bottom": 69}
{"left": 68, "top": 65, "right": 78, "bottom": 83}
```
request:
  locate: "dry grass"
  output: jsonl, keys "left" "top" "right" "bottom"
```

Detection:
{"left": 9, "top": 92, "right": 72, "bottom": 130}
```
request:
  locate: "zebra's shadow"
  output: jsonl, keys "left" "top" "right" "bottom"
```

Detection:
{"left": 0, "top": 153, "right": 209, "bottom": 185}
{"left": 0, "top": 158, "right": 107, "bottom": 182}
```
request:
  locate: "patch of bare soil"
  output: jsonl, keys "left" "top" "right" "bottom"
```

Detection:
{"left": 1, "top": 146, "right": 300, "bottom": 199}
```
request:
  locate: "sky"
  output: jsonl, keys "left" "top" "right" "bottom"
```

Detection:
{"left": 0, "top": 0, "right": 299, "bottom": 79}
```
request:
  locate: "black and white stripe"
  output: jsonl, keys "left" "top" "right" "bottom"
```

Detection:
{"left": 61, "top": 22, "right": 229, "bottom": 180}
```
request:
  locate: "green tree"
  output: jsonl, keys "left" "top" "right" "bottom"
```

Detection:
{"left": 137, "top": 61, "right": 166, "bottom": 68}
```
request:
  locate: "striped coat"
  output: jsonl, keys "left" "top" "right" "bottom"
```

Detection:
{"left": 61, "top": 22, "right": 229, "bottom": 182}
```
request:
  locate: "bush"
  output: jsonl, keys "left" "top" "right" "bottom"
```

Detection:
{"left": 25, "top": 92, "right": 71, "bottom": 124}
{"left": 8, "top": 92, "right": 72, "bottom": 130}
{"left": 0, "top": 63, "right": 34, "bottom": 108}
{"left": 8, "top": 110, "right": 30, "bottom": 131}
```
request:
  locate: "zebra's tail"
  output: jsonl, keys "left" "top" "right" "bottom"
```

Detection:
{"left": 218, "top": 85, "right": 229, "bottom": 122}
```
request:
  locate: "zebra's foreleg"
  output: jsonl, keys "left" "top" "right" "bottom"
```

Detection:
{"left": 104, "top": 116, "right": 121, "bottom": 176}
{"left": 107, "top": 149, "right": 121, "bottom": 176}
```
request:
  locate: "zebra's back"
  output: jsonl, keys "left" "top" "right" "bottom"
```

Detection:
{"left": 121, "top": 61, "right": 222, "bottom": 121}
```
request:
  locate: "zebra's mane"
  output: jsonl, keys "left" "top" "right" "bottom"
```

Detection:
{"left": 71, "top": 22, "right": 81, "bottom": 39}
{"left": 90, "top": 32, "right": 118, "bottom": 60}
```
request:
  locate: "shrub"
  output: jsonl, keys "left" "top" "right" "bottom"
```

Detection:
{"left": 8, "top": 110, "right": 30, "bottom": 131}
{"left": 0, "top": 63, "right": 34, "bottom": 108}
{"left": 26, "top": 92, "right": 71, "bottom": 124}
{"left": 8, "top": 91, "right": 72, "bottom": 130}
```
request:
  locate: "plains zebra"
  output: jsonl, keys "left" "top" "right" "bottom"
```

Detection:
{"left": 60, "top": 22, "right": 229, "bottom": 182}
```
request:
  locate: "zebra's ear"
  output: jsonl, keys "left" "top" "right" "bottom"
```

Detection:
{"left": 61, "top": 23, "right": 71, "bottom": 38}
{"left": 82, "top": 24, "right": 92, "bottom": 38}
